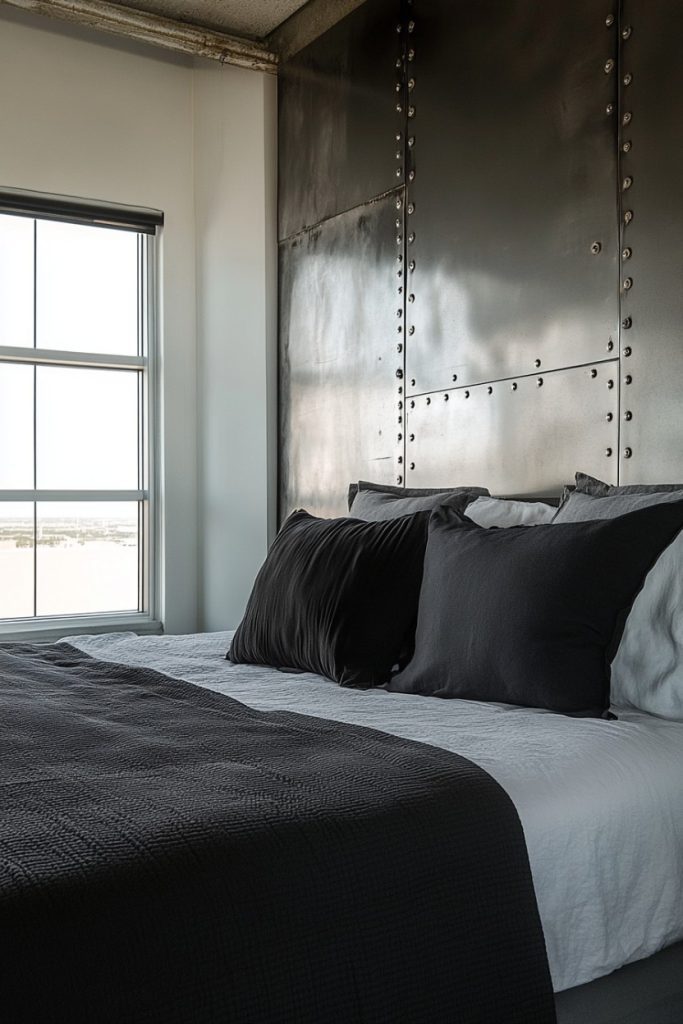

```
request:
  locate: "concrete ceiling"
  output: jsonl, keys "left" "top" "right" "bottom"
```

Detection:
{"left": 108, "top": 0, "right": 311, "bottom": 38}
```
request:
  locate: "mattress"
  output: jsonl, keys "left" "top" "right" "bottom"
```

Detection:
{"left": 72, "top": 630, "right": 683, "bottom": 995}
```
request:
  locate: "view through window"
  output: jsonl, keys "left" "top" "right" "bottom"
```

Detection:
{"left": 0, "top": 208, "right": 155, "bottom": 623}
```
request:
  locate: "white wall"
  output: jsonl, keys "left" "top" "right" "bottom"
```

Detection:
{"left": 0, "top": 8, "right": 276, "bottom": 633}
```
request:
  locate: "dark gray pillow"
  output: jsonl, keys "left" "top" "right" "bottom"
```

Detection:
{"left": 348, "top": 480, "right": 488, "bottom": 522}
{"left": 389, "top": 501, "right": 683, "bottom": 715}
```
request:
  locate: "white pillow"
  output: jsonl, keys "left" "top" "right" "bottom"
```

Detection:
{"left": 466, "top": 496, "right": 557, "bottom": 528}
{"left": 554, "top": 489, "right": 683, "bottom": 720}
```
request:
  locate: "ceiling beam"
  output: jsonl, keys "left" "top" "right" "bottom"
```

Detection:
{"left": 0, "top": 0, "right": 279, "bottom": 72}
{"left": 268, "top": 0, "right": 366, "bottom": 60}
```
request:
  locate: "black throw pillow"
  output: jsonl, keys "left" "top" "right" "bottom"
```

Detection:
{"left": 389, "top": 501, "right": 683, "bottom": 714}
{"left": 228, "top": 509, "right": 431, "bottom": 687}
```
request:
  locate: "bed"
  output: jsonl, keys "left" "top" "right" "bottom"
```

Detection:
{"left": 65, "top": 630, "right": 683, "bottom": 1022}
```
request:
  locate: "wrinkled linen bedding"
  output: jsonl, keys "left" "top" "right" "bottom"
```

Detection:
{"left": 73, "top": 630, "right": 683, "bottom": 994}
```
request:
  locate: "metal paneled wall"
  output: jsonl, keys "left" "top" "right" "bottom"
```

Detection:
{"left": 616, "top": 0, "right": 683, "bottom": 482}
{"left": 279, "top": 0, "right": 683, "bottom": 518}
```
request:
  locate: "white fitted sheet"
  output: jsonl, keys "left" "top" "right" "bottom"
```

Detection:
{"left": 71, "top": 630, "right": 683, "bottom": 994}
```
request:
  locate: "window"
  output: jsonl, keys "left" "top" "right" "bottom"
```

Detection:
{"left": 0, "top": 194, "right": 160, "bottom": 632}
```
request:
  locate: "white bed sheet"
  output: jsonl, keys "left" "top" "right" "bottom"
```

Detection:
{"left": 71, "top": 630, "right": 683, "bottom": 994}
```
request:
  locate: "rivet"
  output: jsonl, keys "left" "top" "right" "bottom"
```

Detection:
{"left": 604, "top": 58, "right": 615, "bottom": 73}
{"left": 397, "top": 269, "right": 403, "bottom": 278}
{"left": 397, "top": 386, "right": 403, "bottom": 395}
{"left": 622, "top": 316, "right": 632, "bottom": 328}
{"left": 452, "top": 373, "right": 458, "bottom": 382}
{"left": 396, "top": 367, "right": 403, "bottom": 378}
{"left": 623, "top": 72, "right": 633, "bottom": 86}
{"left": 396, "top": 103, "right": 403, "bottom": 113}
{"left": 408, "top": 232, "right": 415, "bottom": 243}
{"left": 398, "top": 415, "right": 403, "bottom": 425}
{"left": 408, "top": 136, "right": 415, "bottom": 147}
{"left": 444, "top": 393, "right": 449, "bottom": 401}
{"left": 606, "top": 412, "right": 613, "bottom": 422}
{"left": 408, "top": 105, "right": 416, "bottom": 117}
{"left": 408, "top": 48, "right": 415, "bottom": 61}
{"left": 607, "top": 379, "right": 614, "bottom": 388}
{"left": 396, "top": 475, "right": 403, "bottom": 484}
{"left": 623, "top": 277, "right": 633, "bottom": 290}
{"left": 624, "top": 209, "right": 633, "bottom": 223}
{"left": 537, "top": 377, "right": 544, "bottom": 387}
{"left": 409, "top": 326, "right": 415, "bottom": 335}
{"left": 408, "top": 170, "right": 415, "bottom": 182}
{"left": 464, "top": 390, "right": 470, "bottom": 398}
{"left": 535, "top": 358, "right": 542, "bottom": 368}
{"left": 606, "top": 103, "right": 614, "bottom": 115}
{"left": 396, "top": 198, "right": 402, "bottom": 210}
{"left": 623, "top": 111, "right": 632, "bottom": 125}
{"left": 395, "top": 58, "right": 402, "bottom": 69}
{"left": 410, "top": 462, "right": 415, "bottom": 470}
{"left": 622, "top": 25, "right": 632, "bottom": 39}
{"left": 398, "top": 400, "right": 403, "bottom": 410}
{"left": 622, "top": 247, "right": 632, "bottom": 260}
{"left": 398, "top": 455, "right": 403, "bottom": 464}
{"left": 605, "top": 448, "right": 613, "bottom": 457}
{"left": 624, "top": 410, "right": 632, "bottom": 421}
{"left": 395, "top": 217, "right": 401, "bottom": 228}
{"left": 408, "top": 78, "right": 415, "bottom": 91}
{"left": 397, "top": 325, "right": 402, "bottom": 333}
{"left": 410, "top": 400, "right": 415, "bottom": 408}
{"left": 397, "top": 343, "right": 403, "bottom": 352}
{"left": 591, "top": 368, "right": 598, "bottom": 378}
{"left": 511, "top": 382, "right": 517, "bottom": 391}
{"left": 410, "top": 378, "right": 416, "bottom": 386}
{"left": 408, "top": 19, "right": 415, "bottom": 32}
{"left": 396, "top": 234, "right": 403, "bottom": 244}
{"left": 395, "top": 82, "right": 402, "bottom": 93}
{"left": 395, "top": 132, "right": 402, "bottom": 142}
{"left": 426, "top": 396, "right": 431, "bottom": 405}
{"left": 623, "top": 346, "right": 632, "bottom": 356}
{"left": 398, "top": 433, "right": 403, "bottom": 442}
{"left": 623, "top": 448, "right": 632, "bottom": 459}
{"left": 409, "top": 260, "right": 415, "bottom": 271}
{"left": 398, "top": 285, "right": 403, "bottom": 294}
{"left": 409, "top": 433, "right": 415, "bottom": 441}
{"left": 591, "top": 241, "right": 602, "bottom": 254}
{"left": 624, "top": 374, "right": 632, "bottom": 384}
{"left": 396, "top": 254, "right": 403, "bottom": 263}
{"left": 623, "top": 176, "right": 633, "bottom": 190}
{"left": 408, "top": 293, "right": 415, "bottom": 302}
{"left": 605, "top": 13, "right": 614, "bottom": 26}
{"left": 396, "top": 23, "right": 402, "bottom": 33}
{"left": 396, "top": 150, "right": 402, "bottom": 159}
{"left": 622, "top": 140, "right": 632, "bottom": 153}
{"left": 407, "top": 203, "right": 415, "bottom": 214}
{"left": 607, "top": 339, "right": 614, "bottom": 351}
{"left": 487, "top": 386, "right": 493, "bottom": 395}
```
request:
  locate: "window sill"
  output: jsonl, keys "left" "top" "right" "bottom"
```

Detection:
{"left": 0, "top": 615, "right": 163, "bottom": 644}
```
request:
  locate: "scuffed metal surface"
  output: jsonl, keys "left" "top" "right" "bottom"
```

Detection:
{"left": 279, "top": 195, "right": 400, "bottom": 518}
{"left": 404, "top": 0, "right": 618, "bottom": 395}
{"left": 278, "top": 0, "right": 401, "bottom": 241}
{"left": 406, "top": 364, "right": 620, "bottom": 495}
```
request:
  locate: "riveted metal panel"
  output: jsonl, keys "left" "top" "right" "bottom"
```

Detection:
{"left": 403, "top": 0, "right": 619, "bottom": 396}
{"left": 406, "top": 364, "right": 620, "bottom": 496}
{"left": 280, "top": 193, "right": 402, "bottom": 519}
{"left": 617, "top": 0, "right": 683, "bottom": 483}
{"left": 278, "top": 0, "right": 402, "bottom": 241}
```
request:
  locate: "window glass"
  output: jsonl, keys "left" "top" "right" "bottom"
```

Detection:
{"left": 0, "top": 214, "right": 34, "bottom": 348}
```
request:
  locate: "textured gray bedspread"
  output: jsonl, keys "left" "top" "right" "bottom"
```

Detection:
{"left": 0, "top": 641, "right": 555, "bottom": 1024}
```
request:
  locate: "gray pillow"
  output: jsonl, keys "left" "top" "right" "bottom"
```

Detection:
{"left": 348, "top": 480, "right": 488, "bottom": 522}
{"left": 574, "top": 472, "right": 683, "bottom": 498}
{"left": 554, "top": 488, "right": 683, "bottom": 721}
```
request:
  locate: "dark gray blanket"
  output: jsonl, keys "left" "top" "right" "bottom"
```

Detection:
{"left": 0, "top": 642, "right": 556, "bottom": 1023}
